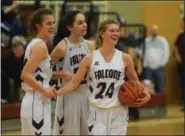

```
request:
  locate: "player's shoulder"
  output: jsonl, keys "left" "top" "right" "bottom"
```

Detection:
{"left": 89, "top": 48, "right": 101, "bottom": 58}
{"left": 31, "top": 40, "right": 47, "bottom": 51}
{"left": 54, "top": 39, "right": 67, "bottom": 52}
{"left": 57, "top": 39, "right": 67, "bottom": 47}
{"left": 122, "top": 52, "right": 133, "bottom": 65}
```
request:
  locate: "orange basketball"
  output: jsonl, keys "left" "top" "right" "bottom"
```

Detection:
{"left": 118, "top": 80, "right": 145, "bottom": 106}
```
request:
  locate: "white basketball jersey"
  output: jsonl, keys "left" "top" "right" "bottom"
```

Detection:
{"left": 88, "top": 49, "right": 125, "bottom": 108}
{"left": 22, "top": 38, "right": 52, "bottom": 90}
{"left": 57, "top": 37, "right": 90, "bottom": 88}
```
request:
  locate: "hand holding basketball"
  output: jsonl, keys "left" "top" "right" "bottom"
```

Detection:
{"left": 118, "top": 80, "right": 150, "bottom": 107}
{"left": 134, "top": 89, "right": 151, "bottom": 107}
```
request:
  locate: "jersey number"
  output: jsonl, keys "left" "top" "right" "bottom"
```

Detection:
{"left": 74, "top": 67, "right": 87, "bottom": 84}
{"left": 95, "top": 82, "right": 114, "bottom": 99}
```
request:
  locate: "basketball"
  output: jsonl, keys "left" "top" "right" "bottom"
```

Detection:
{"left": 118, "top": 80, "right": 145, "bottom": 106}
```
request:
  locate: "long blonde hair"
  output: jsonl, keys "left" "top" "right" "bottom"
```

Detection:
{"left": 96, "top": 19, "right": 120, "bottom": 49}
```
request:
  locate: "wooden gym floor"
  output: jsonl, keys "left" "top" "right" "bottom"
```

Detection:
{"left": 1, "top": 105, "right": 184, "bottom": 135}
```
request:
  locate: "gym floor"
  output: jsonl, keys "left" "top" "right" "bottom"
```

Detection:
{"left": 2, "top": 105, "right": 184, "bottom": 135}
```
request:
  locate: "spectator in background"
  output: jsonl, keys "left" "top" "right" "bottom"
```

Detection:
{"left": 135, "top": 26, "right": 147, "bottom": 59}
{"left": 1, "top": 36, "right": 26, "bottom": 103}
{"left": 115, "top": 24, "right": 137, "bottom": 52}
{"left": 143, "top": 25, "right": 169, "bottom": 93}
{"left": 135, "top": 27, "right": 156, "bottom": 95}
{"left": 125, "top": 47, "right": 143, "bottom": 120}
{"left": 126, "top": 47, "right": 143, "bottom": 77}
{"left": 1, "top": 0, "right": 23, "bottom": 36}
{"left": 12, "top": 35, "right": 27, "bottom": 47}
{"left": 173, "top": 17, "right": 185, "bottom": 112}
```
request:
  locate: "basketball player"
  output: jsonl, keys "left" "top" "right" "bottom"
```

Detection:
{"left": 55, "top": 19, "right": 150, "bottom": 135}
{"left": 20, "top": 8, "right": 57, "bottom": 135}
{"left": 50, "top": 11, "right": 95, "bottom": 135}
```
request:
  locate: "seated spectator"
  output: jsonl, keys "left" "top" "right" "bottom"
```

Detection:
{"left": 115, "top": 24, "right": 137, "bottom": 52}
{"left": 1, "top": 36, "right": 26, "bottom": 103}
{"left": 143, "top": 25, "right": 169, "bottom": 93}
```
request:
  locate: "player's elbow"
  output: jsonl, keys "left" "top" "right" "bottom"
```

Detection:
{"left": 21, "top": 70, "right": 30, "bottom": 82}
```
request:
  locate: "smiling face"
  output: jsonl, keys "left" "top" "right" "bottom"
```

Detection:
{"left": 67, "top": 13, "right": 87, "bottom": 37}
{"left": 100, "top": 23, "right": 120, "bottom": 46}
{"left": 37, "top": 14, "right": 56, "bottom": 40}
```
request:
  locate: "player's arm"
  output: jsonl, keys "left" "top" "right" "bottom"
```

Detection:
{"left": 50, "top": 40, "right": 70, "bottom": 79}
{"left": 21, "top": 42, "right": 56, "bottom": 98}
{"left": 56, "top": 54, "right": 92, "bottom": 95}
{"left": 50, "top": 40, "right": 66, "bottom": 65}
{"left": 123, "top": 53, "right": 150, "bottom": 106}
{"left": 123, "top": 53, "right": 139, "bottom": 81}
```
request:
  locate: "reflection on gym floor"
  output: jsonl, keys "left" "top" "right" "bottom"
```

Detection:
{"left": 2, "top": 105, "right": 184, "bottom": 135}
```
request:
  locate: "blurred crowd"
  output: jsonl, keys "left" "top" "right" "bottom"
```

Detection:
{"left": 1, "top": 1, "right": 184, "bottom": 114}
{"left": 1, "top": 0, "right": 26, "bottom": 103}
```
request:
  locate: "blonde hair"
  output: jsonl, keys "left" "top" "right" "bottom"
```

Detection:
{"left": 96, "top": 19, "right": 120, "bottom": 49}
